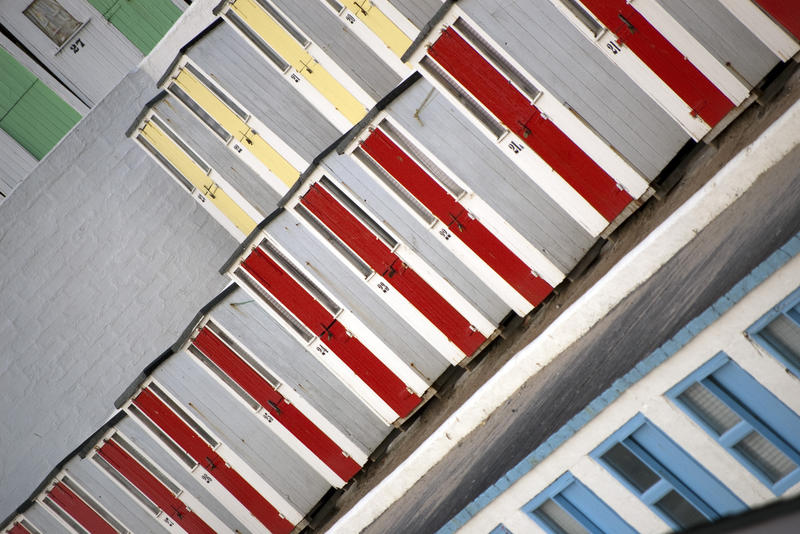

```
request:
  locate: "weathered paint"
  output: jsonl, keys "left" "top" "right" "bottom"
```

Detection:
{"left": 0, "top": 47, "right": 81, "bottom": 160}
{"left": 578, "top": 0, "right": 734, "bottom": 127}
{"left": 241, "top": 246, "right": 421, "bottom": 417}
{"left": 229, "top": 0, "right": 368, "bottom": 124}
{"left": 86, "top": 0, "right": 181, "bottom": 54}
{"left": 46, "top": 482, "right": 117, "bottom": 534}
{"left": 755, "top": 0, "right": 800, "bottom": 39}
{"left": 5, "top": 523, "right": 31, "bottom": 534}
{"left": 132, "top": 387, "right": 295, "bottom": 534}
{"left": 301, "top": 182, "right": 486, "bottom": 355}
{"left": 347, "top": 0, "right": 412, "bottom": 57}
{"left": 427, "top": 27, "right": 633, "bottom": 222}
{"left": 139, "top": 121, "right": 257, "bottom": 235}
{"left": 171, "top": 67, "right": 300, "bottom": 189}
{"left": 192, "top": 327, "right": 363, "bottom": 481}
{"left": 361, "top": 128, "right": 553, "bottom": 308}
{"left": 96, "top": 438, "right": 215, "bottom": 534}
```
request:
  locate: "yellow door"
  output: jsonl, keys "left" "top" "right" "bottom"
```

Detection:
{"left": 349, "top": 1, "right": 411, "bottom": 58}
{"left": 140, "top": 121, "right": 257, "bottom": 235}
{"left": 173, "top": 68, "right": 300, "bottom": 189}
{"left": 230, "top": 0, "right": 368, "bottom": 124}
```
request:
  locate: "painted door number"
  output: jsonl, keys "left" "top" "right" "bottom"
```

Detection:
{"left": 439, "top": 228, "right": 452, "bottom": 240}
{"left": 345, "top": 13, "right": 356, "bottom": 24}
{"left": 377, "top": 281, "right": 390, "bottom": 294}
{"left": 607, "top": 41, "right": 621, "bottom": 54}
{"left": 316, "top": 344, "right": 329, "bottom": 356}
{"left": 201, "top": 472, "right": 213, "bottom": 484}
{"left": 233, "top": 143, "right": 243, "bottom": 153}
{"left": 263, "top": 411, "right": 274, "bottom": 423}
{"left": 163, "top": 516, "right": 176, "bottom": 528}
{"left": 508, "top": 140, "right": 524, "bottom": 154}
{"left": 70, "top": 39, "right": 84, "bottom": 54}
{"left": 290, "top": 73, "right": 301, "bottom": 83}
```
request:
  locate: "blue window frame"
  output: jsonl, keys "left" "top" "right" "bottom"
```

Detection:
{"left": 524, "top": 472, "right": 636, "bottom": 534}
{"left": 667, "top": 352, "right": 800, "bottom": 495}
{"left": 747, "top": 286, "right": 800, "bottom": 378}
{"left": 592, "top": 415, "right": 745, "bottom": 530}
{"left": 488, "top": 524, "right": 512, "bottom": 534}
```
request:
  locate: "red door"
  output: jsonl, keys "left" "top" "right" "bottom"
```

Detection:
{"left": 427, "top": 27, "right": 633, "bottom": 220}
{"left": 241, "top": 247, "right": 421, "bottom": 417}
{"left": 754, "top": 0, "right": 800, "bottom": 39}
{"left": 361, "top": 128, "right": 553, "bottom": 307}
{"left": 132, "top": 388, "right": 295, "bottom": 534}
{"left": 96, "top": 439, "right": 215, "bottom": 534}
{"left": 7, "top": 524, "right": 32, "bottom": 534}
{"left": 300, "top": 182, "right": 486, "bottom": 355}
{"left": 192, "top": 327, "right": 362, "bottom": 481}
{"left": 577, "top": 0, "right": 734, "bottom": 126}
{"left": 46, "top": 482, "right": 117, "bottom": 534}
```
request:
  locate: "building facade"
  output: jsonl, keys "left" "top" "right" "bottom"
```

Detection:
{"left": 439, "top": 231, "right": 800, "bottom": 534}
{"left": 1, "top": 0, "right": 799, "bottom": 532}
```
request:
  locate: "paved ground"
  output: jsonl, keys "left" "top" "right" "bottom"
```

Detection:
{"left": 316, "top": 64, "right": 800, "bottom": 533}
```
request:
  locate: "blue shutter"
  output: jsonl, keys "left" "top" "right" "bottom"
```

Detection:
{"left": 524, "top": 472, "right": 636, "bottom": 534}
{"left": 668, "top": 353, "right": 800, "bottom": 494}
{"left": 592, "top": 414, "right": 746, "bottom": 530}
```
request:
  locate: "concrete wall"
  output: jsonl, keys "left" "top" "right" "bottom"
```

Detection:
{"left": 0, "top": 67, "right": 237, "bottom": 519}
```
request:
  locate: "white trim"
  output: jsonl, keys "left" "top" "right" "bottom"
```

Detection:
{"left": 368, "top": 0, "right": 419, "bottom": 39}
{"left": 337, "top": 306, "right": 435, "bottom": 390}
{"left": 364, "top": 271, "right": 466, "bottom": 366}
{"left": 285, "top": 176, "right": 463, "bottom": 374}
{"left": 380, "top": 115, "right": 567, "bottom": 287}
{"left": 530, "top": 91, "right": 649, "bottom": 198}
{"left": 451, "top": 11, "right": 649, "bottom": 199}
{"left": 196, "top": 318, "right": 371, "bottom": 463}
{"left": 573, "top": 457, "right": 668, "bottom": 534}
{"left": 124, "top": 378, "right": 303, "bottom": 525}
{"left": 255, "top": 0, "right": 376, "bottom": 109}
{"left": 274, "top": 385, "right": 370, "bottom": 464}
{"left": 342, "top": 154, "right": 534, "bottom": 315}
{"left": 630, "top": 0, "right": 750, "bottom": 103}
{"left": 179, "top": 338, "right": 351, "bottom": 488}
{"left": 459, "top": 194, "right": 565, "bottom": 287}
{"left": 327, "top": 85, "right": 800, "bottom": 534}
{"left": 231, "top": 254, "right": 400, "bottom": 424}
{"left": 321, "top": 2, "right": 410, "bottom": 75}
{"left": 394, "top": 245, "right": 497, "bottom": 335}
{"left": 642, "top": 397, "right": 772, "bottom": 506}
{"left": 407, "top": 16, "right": 611, "bottom": 234}
{"left": 719, "top": 0, "right": 800, "bottom": 63}
{"left": 215, "top": 443, "right": 305, "bottom": 525}
{"left": 258, "top": 228, "right": 428, "bottom": 394}
{"left": 220, "top": 13, "right": 355, "bottom": 133}
{"left": 547, "top": 0, "right": 712, "bottom": 140}
{"left": 166, "top": 57, "right": 308, "bottom": 194}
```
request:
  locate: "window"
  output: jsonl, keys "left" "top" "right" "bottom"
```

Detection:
{"left": 592, "top": 415, "right": 746, "bottom": 530}
{"left": 556, "top": 0, "right": 604, "bottom": 37}
{"left": 451, "top": 18, "right": 541, "bottom": 103}
{"left": 748, "top": 287, "right": 800, "bottom": 378}
{"left": 668, "top": 353, "right": 800, "bottom": 495}
{"left": 59, "top": 476, "right": 128, "bottom": 533}
{"left": 23, "top": 0, "right": 82, "bottom": 46}
{"left": 525, "top": 473, "right": 636, "bottom": 534}
{"left": 419, "top": 56, "right": 505, "bottom": 139}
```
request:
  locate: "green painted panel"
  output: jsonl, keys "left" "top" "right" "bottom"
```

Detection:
{"left": 0, "top": 47, "right": 37, "bottom": 118}
{"left": 87, "top": 0, "right": 181, "bottom": 55}
{"left": 0, "top": 80, "right": 80, "bottom": 159}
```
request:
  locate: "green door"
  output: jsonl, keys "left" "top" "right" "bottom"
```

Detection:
{"left": 88, "top": 0, "right": 181, "bottom": 55}
{"left": 0, "top": 48, "right": 80, "bottom": 160}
